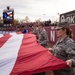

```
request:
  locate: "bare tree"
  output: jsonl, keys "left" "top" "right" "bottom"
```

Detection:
{"left": 25, "top": 16, "right": 31, "bottom": 23}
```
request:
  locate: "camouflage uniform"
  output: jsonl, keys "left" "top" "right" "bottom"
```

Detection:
{"left": 32, "top": 27, "right": 38, "bottom": 35}
{"left": 37, "top": 28, "right": 49, "bottom": 48}
{"left": 32, "top": 26, "right": 38, "bottom": 39}
{"left": 51, "top": 36, "right": 75, "bottom": 75}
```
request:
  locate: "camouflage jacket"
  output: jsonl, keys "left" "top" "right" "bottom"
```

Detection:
{"left": 37, "top": 28, "right": 49, "bottom": 47}
{"left": 52, "top": 37, "right": 75, "bottom": 67}
{"left": 32, "top": 27, "right": 38, "bottom": 35}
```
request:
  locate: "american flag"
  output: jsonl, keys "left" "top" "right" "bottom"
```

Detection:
{"left": 0, "top": 33, "right": 68, "bottom": 75}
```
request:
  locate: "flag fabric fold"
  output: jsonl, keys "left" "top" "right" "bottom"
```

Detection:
{"left": 0, "top": 33, "right": 68, "bottom": 75}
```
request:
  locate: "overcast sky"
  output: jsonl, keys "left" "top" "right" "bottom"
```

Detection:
{"left": 0, "top": 0, "right": 75, "bottom": 22}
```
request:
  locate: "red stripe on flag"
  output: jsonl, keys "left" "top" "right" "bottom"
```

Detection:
{"left": 0, "top": 34, "right": 11, "bottom": 48}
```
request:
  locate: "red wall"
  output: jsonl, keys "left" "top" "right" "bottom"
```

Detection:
{"left": 70, "top": 25, "right": 75, "bottom": 41}
{"left": 44, "top": 25, "right": 75, "bottom": 44}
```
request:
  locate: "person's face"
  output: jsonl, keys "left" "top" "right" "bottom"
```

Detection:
{"left": 38, "top": 25, "right": 43, "bottom": 31}
{"left": 56, "top": 28, "right": 66, "bottom": 38}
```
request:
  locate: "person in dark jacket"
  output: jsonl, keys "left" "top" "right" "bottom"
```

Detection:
{"left": 50, "top": 22, "right": 75, "bottom": 75}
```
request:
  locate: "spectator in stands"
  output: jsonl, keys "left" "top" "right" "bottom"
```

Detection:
{"left": 22, "top": 28, "right": 28, "bottom": 34}
{"left": 49, "top": 22, "right": 75, "bottom": 75}
{"left": 22, "top": 26, "right": 28, "bottom": 34}
{"left": 37, "top": 22, "right": 49, "bottom": 48}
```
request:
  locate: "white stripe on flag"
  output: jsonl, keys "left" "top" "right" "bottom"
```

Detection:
{"left": 0, "top": 34, "right": 23, "bottom": 75}
{"left": 10, "top": 32, "right": 17, "bottom": 35}
{"left": 0, "top": 34, "right": 3, "bottom": 38}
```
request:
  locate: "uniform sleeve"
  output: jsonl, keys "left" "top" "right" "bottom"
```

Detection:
{"left": 65, "top": 41, "right": 75, "bottom": 67}
{"left": 40, "top": 31, "right": 49, "bottom": 45}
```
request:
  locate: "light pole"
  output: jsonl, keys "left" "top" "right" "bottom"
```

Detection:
{"left": 57, "top": 13, "right": 60, "bottom": 22}
{"left": 43, "top": 14, "right": 46, "bottom": 21}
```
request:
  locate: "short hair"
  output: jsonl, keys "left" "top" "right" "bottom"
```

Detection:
{"left": 38, "top": 22, "right": 44, "bottom": 27}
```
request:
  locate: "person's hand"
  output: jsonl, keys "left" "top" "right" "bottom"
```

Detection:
{"left": 48, "top": 48, "right": 52, "bottom": 50}
{"left": 66, "top": 59, "right": 72, "bottom": 67}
